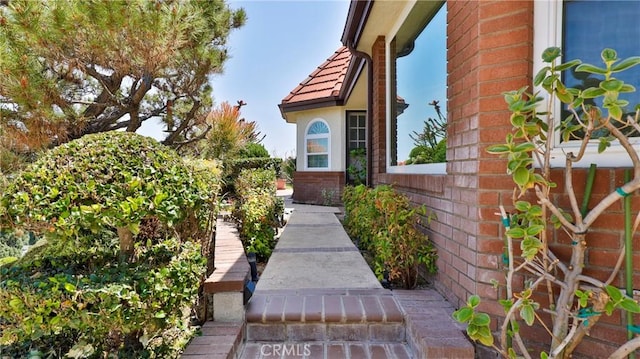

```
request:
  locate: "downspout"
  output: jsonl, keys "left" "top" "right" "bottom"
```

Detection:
{"left": 346, "top": 44, "right": 373, "bottom": 187}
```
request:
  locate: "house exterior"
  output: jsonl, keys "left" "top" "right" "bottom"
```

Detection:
{"left": 281, "top": 1, "right": 640, "bottom": 357}
{"left": 279, "top": 47, "right": 368, "bottom": 205}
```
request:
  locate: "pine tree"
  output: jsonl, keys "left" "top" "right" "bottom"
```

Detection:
{"left": 0, "top": 0, "right": 245, "bottom": 153}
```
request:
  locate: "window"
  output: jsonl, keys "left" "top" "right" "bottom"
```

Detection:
{"left": 388, "top": 1, "right": 447, "bottom": 174}
{"left": 305, "top": 120, "right": 330, "bottom": 169}
{"left": 534, "top": 0, "right": 640, "bottom": 167}
{"left": 347, "top": 111, "right": 366, "bottom": 151}
{"left": 347, "top": 111, "right": 367, "bottom": 184}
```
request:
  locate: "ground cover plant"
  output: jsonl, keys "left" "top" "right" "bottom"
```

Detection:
{"left": 342, "top": 184, "right": 437, "bottom": 289}
{"left": 0, "top": 132, "right": 219, "bottom": 358}
{"left": 454, "top": 48, "right": 640, "bottom": 358}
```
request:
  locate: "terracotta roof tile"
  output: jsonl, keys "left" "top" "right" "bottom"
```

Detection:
{"left": 280, "top": 46, "right": 352, "bottom": 109}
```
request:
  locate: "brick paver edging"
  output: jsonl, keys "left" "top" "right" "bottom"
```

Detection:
{"left": 181, "top": 322, "right": 244, "bottom": 359}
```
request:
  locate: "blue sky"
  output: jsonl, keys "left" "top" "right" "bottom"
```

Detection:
{"left": 209, "top": 0, "right": 351, "bottom": 158}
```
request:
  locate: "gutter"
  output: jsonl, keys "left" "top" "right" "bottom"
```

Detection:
{"left": 345, "top": 44, "right": 373, "bottom": 187}
{"left": 342, "top": 0, "right": 374, "bottom": 187}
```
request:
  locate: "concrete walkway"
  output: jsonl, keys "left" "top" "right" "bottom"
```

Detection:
{"left": 255, "top": 201, "right": 380, "bottom": 291}
{"left": 235, "top": 190, "right": 474, "bottom": 359}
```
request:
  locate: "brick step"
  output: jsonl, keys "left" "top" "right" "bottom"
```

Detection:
{"left": 245, "top": 289, "right": 405, "bottom": 342}
{"left": 181, "top": 322, "right": 244, "bottom": 359}
{"left": 393, "top": 290, "right": 475, "bottom": 359}
{"left": 239, "top": 341, "right": 412, "bottom": 359}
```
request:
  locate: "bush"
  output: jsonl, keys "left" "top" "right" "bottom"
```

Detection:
{"left": 282, "top": 156, "right": 296, "bottom": 183}
{"left": 0, "top": 235, "right": 204, "bottom": 358}
{"left": 342, "top": 185, "right": 437, "bottom": 289}
{"left": 233, "top": 168, "right": 283, "bottom": 261}
{"left": 237, "top": 142, "right": 270, "bottom": 158}
{"left": 221, "top": 157, "right": 282, "bottom": 196}
{"left": 0, "top": 132, "right": 220, "bottom": 357}
{"left": 0, "top": 132, "right": 218, "bottom": 260}
{"left": 405, "top": 139, "right": 446, "bottom": 165}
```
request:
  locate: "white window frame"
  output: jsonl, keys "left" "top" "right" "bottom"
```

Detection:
{"left": 534, "top": 1, "right": 640, "bottom": 168}
{"left": 385, "top": 1, "right": 447, "bottom": 175}
{"left": 304, "top": 119, "right": 331, "bottom": 170}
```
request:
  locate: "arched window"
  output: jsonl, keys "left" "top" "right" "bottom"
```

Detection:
{"left": 305, "top": 120, "right": 330, "bottom": 169}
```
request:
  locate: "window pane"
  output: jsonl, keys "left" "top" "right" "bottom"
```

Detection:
{"left": 392, "top": 4, "right": 447, "bottom": 165}
{"left": 358, "top": 115, "right": 366, "bottom": 128}
{"left": 308, "top": 154, "right": 328, "bottom": 168}
{"left": 349, "top": 117, "right": 358, "bottom": 127}
{"left": 307, "top": 138, "right": 328, "bottom": 153}
{"left": 349, "top": 129, "right": 358, "bottom": 141}
{"left": 563, "top": 1, "right": 640, "bottom": 138}
{"left": 358, "top": 129, "right": 365, "bottom": 141}
{"left": 307, "top": 121, "right": 329, "bottom": 135}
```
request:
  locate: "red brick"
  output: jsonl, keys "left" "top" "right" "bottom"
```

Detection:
{"left": 283, "top": 296, "right": 304, "bottom": 322}
{"left": 304, "top": 296, "right": 323, "bottom": 322}
{"left": 326, "top": 344, "right": 347, "bottom": 359}
{"left": 323, "top": 295, "right": 343, "bottom": 322}
{"left": 378, "top": 296, "right": 403, "bottom": 322}
{"left": 246, "top": 295, "right": 266, "bottom": 323}
{"left": 342, "top": 296, "right": 365, "bottom": 323}
{"left": 348, "top": 343, "right": 368, "bottom": 359}
{"left": 369, "top": 344, "right": 388, "bottom": 359}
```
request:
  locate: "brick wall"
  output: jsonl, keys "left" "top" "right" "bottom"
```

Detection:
{"left": 371, "top": 36, "right": 387, "bottom": 180}
{"left": 292, "top": 171, "right": 345, "bottom": 205}
{"left": 366, "top": 0, "right": 640, "bottom": 357}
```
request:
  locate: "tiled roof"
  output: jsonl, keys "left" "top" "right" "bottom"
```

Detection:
{"left": 280, "top": 46, "right": 354, "bottom": 113}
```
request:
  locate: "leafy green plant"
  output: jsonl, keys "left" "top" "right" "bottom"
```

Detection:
{"left": 0, "top": 132, "right": 220, "bottom": 357}
{"left": 0, "top": 235, "right": 204, "bottom": 358}
{"left": 342, "top": 185, "right": 437, "bottom": 289}
{"left": 347, "top": 148, "right": 367, "bottom": 185}
{"left": 0, "top": 132, "right": 218, "bottom": 262}
{"left": 233, "top": 168, "right": 283, "bottom": 260}
{"left": 406, "top": 99, "right": 447, "bottom": 164}
{"left": 454, "top": 48, "right": 640, "bottom": 358}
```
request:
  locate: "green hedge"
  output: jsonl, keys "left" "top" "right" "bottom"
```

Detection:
{"left": 1, "top": 235, "right": 204, "bottom": 358}
{"left": 0, "top": 132, "right": 220, "bottom": 357}
{"left": 342, "top": 185, "right": 438, "bottom": 289}
{"left": 222, "top": 157, "right": 282, "bottom": 196}
{"left": 233, "top": 168, "right": 283, "bottom": 261}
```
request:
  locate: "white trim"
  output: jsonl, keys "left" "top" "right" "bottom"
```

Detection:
{"left": 387, "top": 162, "right": 446, "bottom": 174}
{"left": 304, "top": 118, "right": 331, "bottom": 170}
{"left": 385, "top": 1, "right": 447, "bottom": 175}
{"left": 534, "top": 0, "right": 640, "bottom": 168}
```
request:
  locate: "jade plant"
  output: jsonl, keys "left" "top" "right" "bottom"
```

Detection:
{"left": 454, "top": 48, "right": 640, "bottom": 358}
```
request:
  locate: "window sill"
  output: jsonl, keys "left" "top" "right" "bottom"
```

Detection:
{"left": 547, "top": 142, "right": 640, "bottom": 168}
{"left": 387, "top": 162, "right": 446, "bottom": 175}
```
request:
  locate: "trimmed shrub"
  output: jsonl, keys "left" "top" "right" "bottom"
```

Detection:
{"left": 342, "top": 185, "right": 438, "bottom": 289}
{"left": 222, "top": 157, "right": 282, "bottom": 196}
{"left": 0, "top": 132, "right": 218, "bottom": 259}
{"left": 233, "top": 168, "right": 283, "bottom": 261}
{"left": 0, "top": 132, "right": 220, "bottom": 357}
{"left": 0, "top": 235, "right": 204, "bottom": 358}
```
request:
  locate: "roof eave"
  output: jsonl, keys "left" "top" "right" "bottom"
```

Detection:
{"left": 280, "top": 97, "right": 345, "bottom": 115}
{"left": 341, "top": 0, "right": 374, "bottom": 48}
